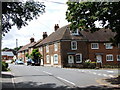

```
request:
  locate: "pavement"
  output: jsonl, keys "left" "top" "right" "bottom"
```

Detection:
{"left": 1, "top": 68, "right": 120, "bottom": 90}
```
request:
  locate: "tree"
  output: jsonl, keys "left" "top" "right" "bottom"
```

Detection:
{"left": 2, "top": 1, "right": 45, "bottom": 36}
{"left": 14, "top": 46, "right": 23, "bottom": 51}
{"left": 30, "top": 49, "right": 42, "bottom": 63}
{"left": 66, "top": 1, "right": 120, "bottom": 45}
{"left": 2, "top": 47, "right": 9, "bottom": 51}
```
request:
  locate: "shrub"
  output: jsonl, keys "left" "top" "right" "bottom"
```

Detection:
{"left": 2, "top": 61, "right": 9, "bottom": 71}
{"left": 88, "top": 62, "right": 96, "bottom": 69}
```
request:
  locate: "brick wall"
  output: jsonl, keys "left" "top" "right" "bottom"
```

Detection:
{"left": 42, "top": 41, "right": 62, "bottom": 66}
{"left": 88, "top": 42, "right": 120, "bottom": 65}
{"left": 60, "top": 41, "right": 88, "bottom": 67}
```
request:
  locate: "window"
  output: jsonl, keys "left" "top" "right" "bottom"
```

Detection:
{"left": 105, "top": 43, "right": 113, "bottom": 49}
{"left": 91, "top": 43, "right": 99, "bottom": 49}
{"left": 71, "top": 41, "right": 77, "bottom": 50}
{"left": 117, "top": 55, "right": 120, "bottom": 61}
{"left": 71, "top": 29, "right": 79, "bottom": 35}
{"left": 46, "top": 55, "right": 50, "bottom": 63}
{"left": 54, "top": 43, "right": 58, "bottom": 51}
{"left": 46, "top": 45, "right": 49, "bottom": 53}
{"left": 68, "top": 55, "right": 74, "bottom": 63}
{"left": 40, "top": 47, "right": 42, "bottom": 52}
{"left": 106, "top": 54, "right": 113, "bottom": 61}
{"left": 118, "top": 43, "right": 120, "bottom": 48}
{"left": 54, "top": 54, "right": 58, "bottom": 64}
{"left": 76, "top": 54, "right": 82, "bottom": 63}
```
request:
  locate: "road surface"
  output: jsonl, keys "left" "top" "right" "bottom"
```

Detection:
{"left": 2, "top": 64, "right": 119, "bottom": 89}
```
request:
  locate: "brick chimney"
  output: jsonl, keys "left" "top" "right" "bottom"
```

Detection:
{"left": 43, "top": 32, "right": 48, "bottom": 39}
{"left": 54, "top": 24, "right": 59, "bottom": 31}
{"left": 30, "top": 37, "right": 34, "bottom": 43}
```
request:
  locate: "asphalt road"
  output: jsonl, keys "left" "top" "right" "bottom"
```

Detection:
{"left": 4, "top": 64, "right": 119, "bottom": 89}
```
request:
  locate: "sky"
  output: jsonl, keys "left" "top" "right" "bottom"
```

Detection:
{"left": 2, "top": 0, "right": 69, "bottom": 49}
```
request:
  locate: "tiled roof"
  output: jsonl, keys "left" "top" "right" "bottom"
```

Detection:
{"left": 36, "top": 25, "right": 115, "bottom": 46}
{"left": 18, "top": 42, "right": 36, "bottom": 52}
{"left": 80, "top": 29, "right": 116, "bottom": 42}
{"left": 2, "top": 51, "right": 14, "bottom": 56}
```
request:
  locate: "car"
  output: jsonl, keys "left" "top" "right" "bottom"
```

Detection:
{"left": 27, "top": 59, "right": 35, "bottom": 66}
{"left": 15, "top": 60, "right": 24, "bottom": 65}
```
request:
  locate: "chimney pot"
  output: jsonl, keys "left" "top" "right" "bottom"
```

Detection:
{"left": 30, "top": 37, "right": 34, "bottom": 43}
{"left": 54, "top": 24, "right": 59, "bottom": 31}
{"left": 43, "top": 32, "right": 48, "bottom": 39}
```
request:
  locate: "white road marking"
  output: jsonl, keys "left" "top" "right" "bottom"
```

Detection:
{"left": 108, "top": 75, "right": 114, "bottom": 78}
{"left": 57, "top": 76, "right": 76, "bottom": 86}
{"left": 93, "top": 72, "right": 97, "bottom": 75}
{"left": 98, "top": 73, "right": 102, "bottom": 76}
{"left": 107, "top": 71, "right": 114, "bottom": 73}
{"left": 103, "top": 74, "right": 108, "bottom": 77}
{"left": 11, "top": 72, "right": 16, "bottom": 89}
{"left": 43, "top": 71, "right": 52, "bottom": 75}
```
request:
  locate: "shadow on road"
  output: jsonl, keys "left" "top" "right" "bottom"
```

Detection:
{"left": 2, "top": 81, "right": 120, "bottom": 90}
{"left": 2, "top": 73, "right": 120, "bottom": 90}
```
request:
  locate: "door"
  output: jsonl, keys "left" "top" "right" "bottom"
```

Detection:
{"left": 51, "top": 56, "right": 54, "bottom": 66}
{"left": 96, "top": 55, "right": 102, "bottom": 63}
{"left": 41, "top": 59, "right": 43, "bottom": 65}
{"left": 68, "top": 55, "right": 74, "bottom": 63}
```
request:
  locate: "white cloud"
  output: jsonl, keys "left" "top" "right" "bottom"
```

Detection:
{"left": 2, "top": 0, "right": 69, "bottom": 49}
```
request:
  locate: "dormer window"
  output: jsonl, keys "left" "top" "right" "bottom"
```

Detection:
{"left": 71, "top": 29, "right": 79, "bottom": 35}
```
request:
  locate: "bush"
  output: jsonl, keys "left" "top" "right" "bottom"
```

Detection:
{"left": 83, "top": 62, "right": 96, "bottom": 69}
{"left": 2, "top": 61, "right": 9, "bottom": 71}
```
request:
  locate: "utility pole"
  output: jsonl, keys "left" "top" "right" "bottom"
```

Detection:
{"left": 16, "top": 39, "right": 18, "bottom": 48}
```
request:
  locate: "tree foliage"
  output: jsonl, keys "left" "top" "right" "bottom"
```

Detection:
{"left": 66, "top": 1, "right": 120, "bottom": 45}
{"left": 2, "top": 1, "right": 45, "bottom": 36}
{"left": 30, "top": 49, "right": 42, "bottom": 61}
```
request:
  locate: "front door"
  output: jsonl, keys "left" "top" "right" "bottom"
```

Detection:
{"left": 41, "top": 59, "right": 43, "bottom": 65}
{"left": 51, "top": 56, "right": 54, "bottom": 66}
{"left": 68, "top": 55, "right": 74, "bottom": 63}
{"left": 96, "top": 55, "right": 102, "bottom": 63}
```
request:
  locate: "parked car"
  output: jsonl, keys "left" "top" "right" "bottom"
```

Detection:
{"left": 27, "top": 59, "right": 35, "bottom": 66}
{"left": 15, "top": 60, "right": 24, "bottom": 65}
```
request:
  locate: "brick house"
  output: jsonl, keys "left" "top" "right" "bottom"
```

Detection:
{"left": 35, "top": 24, "right": 120, "bottom": 68}
{"left": 2, "top": 51, "right": 14, "bottom": 61}
{"left": 17, "top": 37, "right": 36, "bottom": 62}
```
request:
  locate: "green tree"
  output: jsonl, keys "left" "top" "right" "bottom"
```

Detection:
{"left": 14, "top": 46, "right": 23, "bottom": 51}
{"left": 2, "top": 1, "right": 45, "bottom": 36}
{"left": 30, "top": 49, "right": 42, "bottom": 62}
{"left": 66, "top": 1, "right": 120, "bottom": 45}
{"left": 2, "top": 47, "right": 9, "bottom": 51}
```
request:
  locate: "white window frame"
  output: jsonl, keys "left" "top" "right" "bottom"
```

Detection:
{"left": 54, "top": 54, "right": 58, "bottom": 64}
{"left": 46, "top": 55, "right": 50, "bottom": 63}
{"left": 91, "top": 43, "right": 99, "bottom": 49}
{"left": 71, "top": 41, "right": 77, "bottom": 50}
{"left": 106, "top": 54, "right": 113, "bottom": 61}
{"left": 76, "top": 54, "right": 82, "bottom": 63}
{"left": 68, "top": 55, "right": 74, "bottom": 64}
{"left": 54, "top": 43, "right": 58, "bottom": 51}
{"left": 46, "top": 45, "right": 49, "bottom": 53}
{"left": 71, "top": 29, "right": 79, "bottom": 35}
{"left": 40, "top": 47, "right": 43, "bottom": 52}
{"left": 105, "top": 43, "right": 113, "bottom": 49}
{"left": 117, "top": 55, "right": 120, "bottom": 61}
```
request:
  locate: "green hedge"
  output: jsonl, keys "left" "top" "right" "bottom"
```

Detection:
{"left": 2, "top": 61, "right": 8, "bottom": 71}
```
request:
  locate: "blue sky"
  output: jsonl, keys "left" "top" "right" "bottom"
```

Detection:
{"left": 2, "top": 0, "right": 69, "bottom": 49}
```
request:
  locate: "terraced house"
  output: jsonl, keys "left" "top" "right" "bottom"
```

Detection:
{"left": 17, "top": 24, "right": 120, "bottom": 68}
{"left": 17, "top": 38, "right": 36, "bottom": 63}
